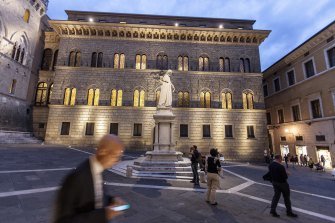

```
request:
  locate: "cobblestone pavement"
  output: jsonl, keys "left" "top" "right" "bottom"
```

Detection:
{"left": 0, "top": 144, "right": 334, "bottom": 223}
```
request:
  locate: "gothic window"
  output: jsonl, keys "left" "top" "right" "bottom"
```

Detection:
{"left": 23, "top": 9, "right": 30, "bottom": 23}
{"left": 63, "top": 88, "right": 76, "bottom": 106}
{"left": 219, "top": 57, "right": 224, "bottom": 72}
{"left": 12, "top": 43, "right": 17, "bottom": 59}
{"left": 15, "top": 46, "right": 21, "bottom": 61}
{"left": 222, "top": 91, "right": 232, "bottom": 109}
{"left": 133, "top": 90, "right": 145, "bottom": 107}
{"left": 69, "top": 51, "right": 81, "bottom": 67}
{"left": 177, "top": 91, "right": 190, "bottom": 107}
{"left": 48, "top": 83, "right": 53, "bottom": 104}
{"left": 178, "top": 56, "right": 188, "bottom": 71}
{"left": 41, "top": 49, "right": 53, "bottom": 70}
{"left": 136, "top": 54, "right": 146, "bottom": 69}
{"left": 245, "top": 58, "right": 251, "bottom": 73}
{"left": 9, "top": 79, "right": 17, "bottom": 94}
{"left": 200, "top": 91, "right": 211, "bottom": 108}
{"left": 111, "top": 89, "right": 123, "bottom": 106}
{"left": 242, "top": 91, "right": 254, "bottom": 109}
{"left": 239, "top": 58, "right": 245, "bottom": 73}
{"left": 91, "top": 52, "right": 97, "bottom": 67}
{"left": 199, "top": 56, "right": 209, "bottom": 71}
{"left": 113, "top": 53, "right": 125, "bottom": 69}
{"left": 97, "top": 52, "right": 103, "bottom": 67}
{"left": 87, "top": 88, "right": 100, "bottom": 106}
{"left": 52, "top": 50, "right": 59, "bottom": 70}
{"left": 224, "top": 57, "right": 230, "bottom": 72}
{"left": 157, "top": 54, "right": 168, "bottom": 70}
{"left": 35, "top": 82, "right": 48, "bottom": 106}
{"left": 20, "top": 48, "right": 25, "bottom": 64}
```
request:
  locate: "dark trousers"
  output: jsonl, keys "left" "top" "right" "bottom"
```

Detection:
{"left": 191, "top": 163, "right": 199, "bottom": 183}
{"left": 271, "top": 182, "right": 292, "bottom": 213}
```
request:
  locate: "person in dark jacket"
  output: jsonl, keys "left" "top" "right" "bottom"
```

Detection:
{"left": 53, "top": 134, "right": 125, "bottom": 223}
{"left": 205, "top": 148, "right": 221, "bottom": 205}
{"left": 190, "top": 145, "right": 200, "bottom": 185}
{"left": 269, "top": 154, "right": 298, "bottom": 218}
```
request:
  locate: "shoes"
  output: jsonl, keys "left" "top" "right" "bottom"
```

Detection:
{"left": 211, "top": 202, "right": 218, "bottom": 206}
{"left": 287, "top": 212, "right": 298, "bottom": 218}
{"left": 270, "top": 211, "right": 280, "bottom": 217}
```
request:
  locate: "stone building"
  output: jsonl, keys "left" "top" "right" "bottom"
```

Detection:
{"left": 0, "top": 0, "right": 48, "bottom": 131}
{"left": 263, "top": 21, "right": 335, "bottom": 168}
{"left": 33, "top": 10, "right": 270, "bottom": 161}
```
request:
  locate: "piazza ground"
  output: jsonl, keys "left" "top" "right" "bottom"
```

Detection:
{"left": 0, "top": 144, "right": 334, "bottom": 223}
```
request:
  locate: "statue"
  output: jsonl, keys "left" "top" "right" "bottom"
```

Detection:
{"left": 154, "top": 69, "right": 175, "bottom": 108}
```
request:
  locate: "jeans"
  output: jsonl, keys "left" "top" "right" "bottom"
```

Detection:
{"left": 191, "top": 163, "right": 199, "bottom": 184}
{"left": 270, "top": 182, "right": 292, "bottom": 213}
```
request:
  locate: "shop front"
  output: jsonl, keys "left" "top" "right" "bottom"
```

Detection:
{"left": 316, "top": 146, "right": 332, "bottom": 169}
{"left": 280, "top": 144, "right": 290, "bottom": 158}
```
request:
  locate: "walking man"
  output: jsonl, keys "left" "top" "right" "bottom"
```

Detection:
{"left": 269, "top": 155, "right": 298, "bottom": 218}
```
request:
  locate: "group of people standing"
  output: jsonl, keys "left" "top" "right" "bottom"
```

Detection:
{"left": 282, "top": 153, "right": 326, "bottom": 171}
{"left": 189, "top": 145, "right": 222, "bottom": 206}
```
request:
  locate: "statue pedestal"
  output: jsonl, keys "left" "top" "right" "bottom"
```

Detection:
{"left": 129, "top": 108, "right": 192, "bottom": 179}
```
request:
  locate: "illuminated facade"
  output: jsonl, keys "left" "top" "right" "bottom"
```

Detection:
{"left": 0, "top": 0, "right": 47, "bottom": 131}
{"left": 263, "top": 21, "right": 335, "bottom": 168}
{"left": 33, "top": 11, "right": 270, "bottom": 161}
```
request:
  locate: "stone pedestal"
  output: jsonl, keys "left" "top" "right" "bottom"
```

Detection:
{"left": 128, "top": 107, "right": 192, "bottom": 179}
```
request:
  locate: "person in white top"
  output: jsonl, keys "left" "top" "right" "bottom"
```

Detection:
{"left": 54, "top": 134, "right": 125, "bottom": 223}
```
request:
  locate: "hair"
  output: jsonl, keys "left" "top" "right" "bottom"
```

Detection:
{"left": 210, "top": 148, "right": 218, "bottom": 157}
{"left": 274, "top": 154, "right": 282, "bottom": 160}
{"left": 193, "top": 145, "right": 197, "bottom": 150}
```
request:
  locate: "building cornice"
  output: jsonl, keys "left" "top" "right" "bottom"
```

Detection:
{"left": 48, "top": 20, "right": 270, "bottom": 46}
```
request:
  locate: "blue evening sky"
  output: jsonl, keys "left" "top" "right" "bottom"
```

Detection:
{"left": 47, "top": 0, "right": 335, "bottom": 71}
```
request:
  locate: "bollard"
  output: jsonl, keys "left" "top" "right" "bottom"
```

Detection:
{"left": 126, "top": 166, "right": 133, "bottom": 177}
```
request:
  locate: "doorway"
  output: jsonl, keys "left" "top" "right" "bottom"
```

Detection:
{"left": 316, "top": 147, "right": 332, "bottom": 169}
{"left": 280, "top": 144, "right": 289, "bottom": 158}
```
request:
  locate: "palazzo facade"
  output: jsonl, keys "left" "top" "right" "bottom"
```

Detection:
{"left": 33, "top": 10, "right": 270, "bottom": 161}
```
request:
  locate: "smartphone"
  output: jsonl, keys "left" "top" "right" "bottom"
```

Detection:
{"left": 110, "top": 204, "right": 130, "bottom": 211}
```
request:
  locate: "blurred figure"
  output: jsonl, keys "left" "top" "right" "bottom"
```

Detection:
{"left": 54, "top": 134, "right": 125, "bottom": 223}
{"left": 190, "top": 145, "right": 200, "bottom": 186}
{"left": 284, "top": 154, "right": 289, "bottom": 168}
{"left": 269, "top": 155, "right": 297, "bottom": 218}
{"left": 320, "top": 155, "right": 326, "bottom": 168}
{"left": 205, "top": 148, "right": 221, "bottom": 205}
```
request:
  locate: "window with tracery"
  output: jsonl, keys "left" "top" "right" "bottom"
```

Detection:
{"left": 87, "top": 88, "right": 100, "bottom": 106}
{"left": 41, "top": 49, "right": 53, "bottom": 70}
{"left": 63, "top": 88, "right": 76, "bottom": 106}
{"left": 68, "top": 51, "right": 81, "bottom": 67}
{"left": 178, "top": 56, "right": 188, "bottom": 71}
{"left": 177, "top": 91, "right": 190, "bottom": 107}
{"left": 222, "top": 91, "right": 232, "bottom": 109}
{"left": 199, "top": 56, "right": 209, "bottom": 71}
{"left": 136, "top": 54, "right": 146, "bottom": 69}
{"left": 157, "top": 54, "right": 168, "bottom": 70}
{"left": 242, "top": 91, "right": 254, "bottom": 109}
{"left": 35, "top": 82, "right": 48, "bottom": 105}
{"left": 111, "top": 89, "right": 123, "bottom": 106}
{"left": 200, "top": 91, "right": 211, "bottom": 108}
{"left": 114, "top": 53, "right": 125, "bottom": 69}
{"left": 133, "top": 90, "right": 145, "bottom": 107}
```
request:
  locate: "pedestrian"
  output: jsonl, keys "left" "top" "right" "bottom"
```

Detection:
{"left": 269, "top": 155, "right": 298, "bottom": 218}
{"left": 53, "top": 134, "right": 127, "bottom": 223}
{"left": 308, "top": 157, "right": 314, "bottom": 170}
{"left": 205, "top": 148, "right": 222, "bottom": 206}
{"left": 299, "top": 154, "right": 303, "bottom": 166}
{"left": 190, "top": 146, "right": 200, "bottom": 185}
{"left": 303, "top": 155, "right": 308, "bottom": 167}
{"left": 320, "top": 155, "right": 326, "bottom": 169}
{"left": 284, "top": 154, "right": 289, "bottom": 168}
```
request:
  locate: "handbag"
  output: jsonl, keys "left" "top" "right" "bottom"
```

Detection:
{"left": 263, "top": 171, "right": 272, "bottom": 182}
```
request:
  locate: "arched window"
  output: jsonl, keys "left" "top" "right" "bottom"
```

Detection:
{"left": 240, "top": 58, "right": 245, "bottom": 73}
{"left": 68, "top": 51, "right": 81, "bottom": 67}
{"left": 242, "top": 91, "right": 254, "bottom": 109}
{"left": 97, "top": 52, "right": 103, "bottom": 67}
{"left": 41, "top": 49, "right": 53, "bottom": 70}
{"left": 111, "top": 89, "right": 123, "bottom": 106}
{"left": 52, "top": 50, "right": 59, "bottom": 70}
{"left": 35, "top": 82, "right": 48, "bottom": 105}
{"left": 136, "top": 54, "right": 146, "bottom": 69}
{"left": 15, "top": 46, "right": 21, "bottom": 61}
{"left": 9, "top": 79, "right": 17, "bottom": 94}
{"left": 199, "top": 56, "right": 209, "bottom": 71}
{"left": 87, "top": 88, "right": 100, "bottom": 106}
{"left": 20, "top": 48, "right": 25, "bottom": 64}
{"left": 48, "top": 83, "right": 53, "bottom": 104}
{"left": 224, "top": 57, "right": 230, "bottom": 72}
{"left": 63, "top": 88, "right": 76, "bottom": 106}
{"left": 219, "top": 57, "right": 224, "bottom": 72}
{"left": 157, "top": 54, "right": 168, "bottom": 70}
{"left": 178, "top": 56, "right": 188, "bottom": 71}
{"left": 245, "top": 58, "right": 251, "bottom": 73}
{"left": 114, "top": 53, "right": 125, "bottom": 69}
{"left": 222, "top": 91, "right": 232, "bottom": 109}
{"left": 133, "top": 89, "right": 145, "bottom": 107}
{"left": 91, "top": 52, "right": 97, "bottom": 67}
{"left": 23, "top": 9, "right": 30, "bottom": 23}
{"left": 177, "top": 91, "right": 190, "bottom": 107}
{"left": 200, "top": 91, "right": 211, "bottom": 108}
